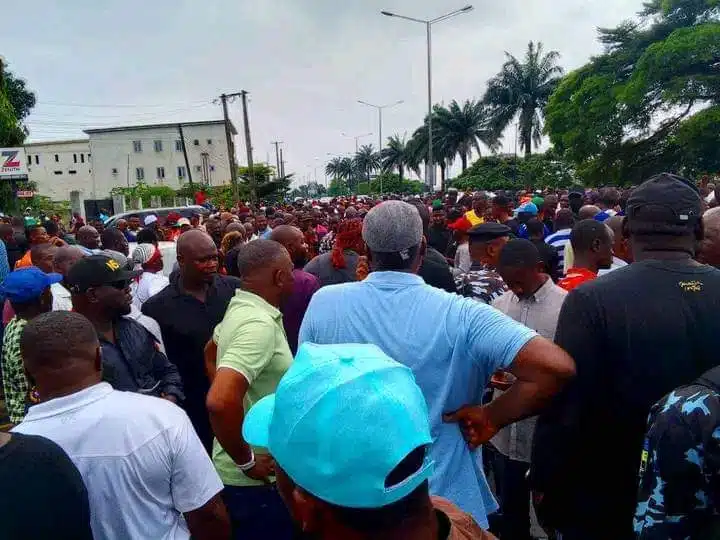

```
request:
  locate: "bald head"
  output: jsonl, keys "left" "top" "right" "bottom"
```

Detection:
{"left": 30, "top": 243, "right": 58, "bottom": 273}
{"left": 21, "top": 311, "right": 101, "bottom": 398}
{"left": 270, "top": 225, "right": 302, "bottom": 246}
{"left": 578, "top": 205, "right": 601, "bottom": 220}
{"left": 176, "top": 229, "right": 219, "bottom": 285}
{"left": 270, "top": 225, "right": 308, "bottom": 267}
{"left": 699, "top": 207, "right": 720, "bottom": 268}
{"left": 77, "top": 225, "right": 100, "bottom": 250}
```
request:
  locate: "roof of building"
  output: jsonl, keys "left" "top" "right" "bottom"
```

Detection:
{"left": 83, "top": 120, "right": 236, "bottom": 135}
{"left": 24, "top": 138, "right": 90, "bottom": 147}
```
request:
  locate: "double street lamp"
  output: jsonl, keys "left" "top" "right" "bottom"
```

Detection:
{"left": 341, "top": 131, "right": 373, "bottom": 153}
{"left": 381, "top": 5, "right": 474, "bottom": 190}
{"left": 357, "top": 100, "right": 404, "bottom": 194}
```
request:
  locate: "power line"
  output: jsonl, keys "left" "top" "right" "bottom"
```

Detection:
{"left": 37, "top": 99, "right": 212, "bottom": 109}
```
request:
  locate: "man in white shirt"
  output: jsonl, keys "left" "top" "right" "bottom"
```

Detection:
{"left": 490, "top": 239, "right": 568, "bottom": 540}
{"left": 51, "top": 246, "right": 85, "bottom": 311}
{"left": 13, "top": 311, "right": 230, "bottom": 540}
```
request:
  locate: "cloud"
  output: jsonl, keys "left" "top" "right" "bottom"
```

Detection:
{"left": 9, "top": 0, "right": 642, "bottom": 186}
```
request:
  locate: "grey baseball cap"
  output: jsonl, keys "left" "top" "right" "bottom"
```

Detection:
{"left": 362, "top": 201, "right": 423, "bottom": 253}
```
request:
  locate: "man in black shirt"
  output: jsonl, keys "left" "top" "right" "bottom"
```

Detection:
{"left": 143, "top": 230, "right": 241, "bottom": 452}
{"left": 0, "top": 432, "right": 93, "bottom": 539}
{"left": 409, "top": 201, "right": 456, "bottom": 293}
{"left": 427, "top": 205, "right": 452, "bottom": 254}
{"left": 526, "top": 218, "right": 561, "bottom": 282}
{"left": 531, "top": 173, "right": 720, "bottom": 540}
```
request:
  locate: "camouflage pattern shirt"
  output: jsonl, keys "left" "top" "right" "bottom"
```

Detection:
{"left": 635, "top": 369, "right": 720, "bottom": 539}
{"left": 455, "top": 264, "right": 508, "bottom": 305}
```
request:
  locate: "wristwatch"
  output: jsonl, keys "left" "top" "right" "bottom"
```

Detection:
{"left": 236, "top": 450, "right": 256, "bottom": 472}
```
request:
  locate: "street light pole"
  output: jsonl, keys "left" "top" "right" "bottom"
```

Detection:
{"left": 342, "top": 132, "right": 373, "bottom": 154}
{"left": 381, "top": 5, "right": 474, "bottom": 191}
{"left": 357, "top": 99, "right": 404, "bottom": 194}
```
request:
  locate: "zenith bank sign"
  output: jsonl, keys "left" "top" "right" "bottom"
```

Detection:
{"left": 0, "top": 148, "right": 28, "bottom": 178}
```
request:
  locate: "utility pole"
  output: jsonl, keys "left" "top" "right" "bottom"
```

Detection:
{"left": 220, "top": 93, "right": 239, "bottom": 203}
{"left": 271, "top": 141, "right": 283, "bottom": 179}
{"left": 126, "top": 154, "right": 130, "bottom": 187}
{"left": 239, "top": 90, "right": 257, "bottom": 203}
{"left": 177, "top": 124, "right": 193, "bottom": 187}
{"left": 279, "top": 148, "right": 285, "bottom": 177}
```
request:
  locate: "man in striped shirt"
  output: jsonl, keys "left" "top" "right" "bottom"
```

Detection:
{"left": 544, "top": 209, "right": 575, "bottom": 278}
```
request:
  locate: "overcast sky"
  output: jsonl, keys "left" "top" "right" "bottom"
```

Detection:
{"left": 7, "top": 0, "right": 642, "bottom": 186}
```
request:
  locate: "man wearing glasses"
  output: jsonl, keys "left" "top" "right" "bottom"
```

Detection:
{"left": 68, "top": 255, "right": 184, "bottom": 403}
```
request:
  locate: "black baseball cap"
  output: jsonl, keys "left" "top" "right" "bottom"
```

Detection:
{"left": 67, "top": 255, "right": 141, "bottom": 293}
{"left": 626, "top": 173, "right": 702, "bottom": 236}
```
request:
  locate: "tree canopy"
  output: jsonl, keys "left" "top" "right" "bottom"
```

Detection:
{"left": 545, "top": 0, "right": 720, "bottom": 184}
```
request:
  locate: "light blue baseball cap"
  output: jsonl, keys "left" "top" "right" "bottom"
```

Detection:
{"left": 243, "top": 342, "right": 434, "bottom": 509}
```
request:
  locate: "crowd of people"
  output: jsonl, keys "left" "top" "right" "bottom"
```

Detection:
{"left": 1, "top": 173, "right": 719, "bottom": 539}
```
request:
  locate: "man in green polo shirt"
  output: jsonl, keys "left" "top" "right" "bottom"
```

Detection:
{"left": 206, "top": 239, "right": 295, "bottom": 540}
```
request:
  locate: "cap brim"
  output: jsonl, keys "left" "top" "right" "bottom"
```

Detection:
{"left": 242, "top": 394, "right": 276, "bottom": 448}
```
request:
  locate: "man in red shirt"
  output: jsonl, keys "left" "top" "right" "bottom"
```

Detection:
{"left": 558, "top": 219, "right": 613, "bottom": 291}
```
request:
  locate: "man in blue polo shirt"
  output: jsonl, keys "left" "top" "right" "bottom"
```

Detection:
{"left": 299, "top": 200, "right": 576, "bottom": 528}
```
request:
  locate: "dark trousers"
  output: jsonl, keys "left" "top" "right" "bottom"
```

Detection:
{"left": 493, "top": 453, "right": 532, "bottom": 540}
{"left": 221, "top": 484, "right": 295, "bottom": 540}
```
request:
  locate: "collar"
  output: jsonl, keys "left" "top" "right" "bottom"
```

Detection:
{"left": 233, "top": 289, "right": 282, "bottom": 319}
{"left": 22, "top": 382, "right": 113, "bottom": 423}
{"left": 512, "top": 276, "right": 555, "bottom": 304}
{"left": 51, "top": 281, "right": 71, "bottom": 298}
{"left": 364, "top": 271, "right": 425, "bottom": 287}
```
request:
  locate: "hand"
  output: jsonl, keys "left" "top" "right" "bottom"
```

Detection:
{"left": 161, "top": 393, "right": 178, "bottom": 404}
{"left": 443, "top": 406, "right": 499, "bottom": 449}
{"left": 244, "top": 454, "right": 275, "bottom": 484}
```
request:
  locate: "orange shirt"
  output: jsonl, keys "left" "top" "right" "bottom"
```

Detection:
{"left": 558, "top": 267, "right": 597, "bottom": 292}
{"left": 14, "top": 250, "right": 32, "bottom": 269}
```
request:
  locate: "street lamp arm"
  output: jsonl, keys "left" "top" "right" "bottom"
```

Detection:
{"left": 380, "top": 11, "right": 428, "bottom": 24}
{"left": 430, "top": 5, "right": 474, "bottom": 24}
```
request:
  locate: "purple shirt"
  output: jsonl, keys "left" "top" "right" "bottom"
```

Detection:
{"left": 282, "top": 269, "right": 320, "bottom": 354}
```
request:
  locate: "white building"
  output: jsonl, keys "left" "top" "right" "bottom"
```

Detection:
{"left": 24, "top": 139, "right": 92, "bottom": 201}
{"left": 85, "top": 120, "right": 235, "bottom": 200}
{"left": 25, "top": 120, "right": 236, "bottom": 203}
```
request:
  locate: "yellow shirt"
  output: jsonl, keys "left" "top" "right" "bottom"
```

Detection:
{"left": 464, "top": 210, "right": 485, "bottom": 226}
{"left": 211, "top": 289, "right": 293, "bottom": 487}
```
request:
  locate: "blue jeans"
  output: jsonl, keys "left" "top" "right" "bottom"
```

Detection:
{"left": 221, "top": 484, "right": 296, "bottom": 540}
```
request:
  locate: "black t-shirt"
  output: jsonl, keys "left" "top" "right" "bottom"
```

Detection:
{"left": 532, "top": 260, "right": 720, "bottom": 538}
{"left": 0, "top": 433, "right": 93, "bottom": 539}
{"left": 428, "top": 226, "right": 452, "bottom": 255}
{"left": 419, "top": 247, "right": 457, "bottom": 293}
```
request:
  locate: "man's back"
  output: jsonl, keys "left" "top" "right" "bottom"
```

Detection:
{"left": 533, "top": 260, "right": 720, "bottom": 537}
{"left": 300, "top": 271, "right": 536, "bottom": 527}
{"left": 14, "top": 383, "right": 223, "bottom": 540}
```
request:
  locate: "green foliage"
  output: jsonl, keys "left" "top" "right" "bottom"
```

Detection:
{"left": 353, "top": 144, "right": 381, "bottom": 184}
{"left": 289, "top": 182, "right": 327, "bottom": 199}
{"left": 451, "top": 154, "right": 576, "bottom": 191}
{"left": 0, "top": 64, "right": 35, "bottom": 146}
{"left": 238, "top": 163, "right": 290, "bottom": 202}
{"left": 545, "top": 2, "right": 720, "bottom": 184}
{"left": 483, "top": 41, "right": 563, "bottom": 157}
{"left": 3, "top": 69, "right": 36, "bottom": 121}
{"left": 111, "top": 182, "right": 176, "bottom": 207}
{"left": 328, "top": 178, "right": 349, "bottom": 197}
{"left": 433, "top": 100, "right": 500, "bottom": 170}
{"left": 0, "top": 80, "right": 24, "bottom": 147}
{"left": 370, "top": 173, "right": 425, "bottom": 195}
{"left": 381, "top": 134, "right": 419, "bottom": 181}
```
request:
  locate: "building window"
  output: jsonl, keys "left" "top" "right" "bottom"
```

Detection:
{"left": 207, "top": 139, "right": 212, "bottom": 145}
{"left": 80, "top": 154, "right": 85, "bottom": 163}
{"left": 133, "top": 140, "right": 142, "bottom": 153}
{"left": 35, "top": 155, "right": 39, "bottom": 165}
{"left": 111, "top": 168, "right": 118, "bottom": 175}
{"left": 136, "top": 167, "right": 144, "bottom": 181}
{"left": 69, "top": 170, "right": 77, "bottom": 175}
{"left": 195, "top": 165, "right": 202, "bottom": 172}
{"left": 54, "top": 154, "right": 59, "bottom": 162}
{"left": 54, "top": 171, "right": 62, "bottom": 175}
{"left": 73, "top": 153, "right": 78, "bottom": 163}
{"left": 154, "top": 140, "right": 163, "bottom": 152}
{"left": 27, "top": 155, "right": 31, "bottom": 166}
{"left": 156, "top": 167, "right": 165, "bottom": 179}
{"left": 88, "top": 153, "right": 91, "bottom": 159}
{"left": 174, "top": 139, "right": 182, "bottom": 151}
{"left": 193, "top": 139, "right": 199, "bottom": 146}
{"left": 177, "top": 166, "right": 186, "bottom": 180}
{"left": 210, "top": 165, "right": 215, "bottom": 171}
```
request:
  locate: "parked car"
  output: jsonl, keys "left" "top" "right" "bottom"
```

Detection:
{"left": 105, "top": 205, "right": 210, "bottom": 228}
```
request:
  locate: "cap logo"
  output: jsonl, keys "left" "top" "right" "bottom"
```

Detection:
{"left": 106, "top": 259, "right": 120, "bottom": 271}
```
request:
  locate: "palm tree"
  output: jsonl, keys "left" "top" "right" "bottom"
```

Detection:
{"left": 354, "top": 144, "right": 381, "bottom": 185}
{"left": 483, "top": 41, "right": 564, "bottom": 157}
{"left": 325, "top": 157, "right": 344, "bottom": 180}
{"left": 407, "top": 107, "right": 456, "bottom": 192}
{"left": 434, "top": 99, "right": 501, "bottom": 171}
{"left": 381, "top": 134, "right": 418, "bottom": 182}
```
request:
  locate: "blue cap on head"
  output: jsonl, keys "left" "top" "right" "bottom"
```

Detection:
{"left": 0, "top": 267, "right": 62, "bottom": 304}
{"left": 243, "top": 343, "right": 433, "bottom": 509}
{"left": 518, "top": 202, "right": 538, "bottom": 216}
